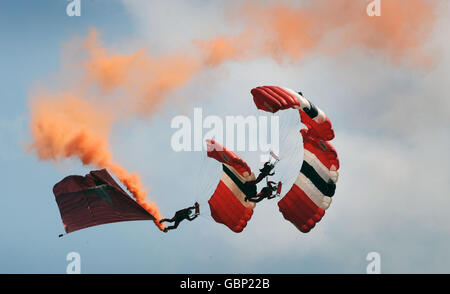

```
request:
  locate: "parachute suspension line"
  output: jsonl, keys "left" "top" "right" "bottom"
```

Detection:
{"left": 191, "top": 155, "right": 217, "bottom": 224}
{"left": 194, "top": 153, "right": 207, "bottom": 203}
{"left": 279, "top": 109, "right": 300, "bottom": 147}
{"left": 272, "top": 109, "right": 304, "bottom": 190}
{"left": 197, "top": 152, "right": 216, "bottom": 201}
{"left": 193, "top": 155, "right": 215, "bottom": 221}
{"left": 289, "top": 109, "right": 301, "bottom": 138}
{"left": 198, "top": 212, "right": 215, "bottom": 223}
{"left": 194, "top": 150, "right": 219, "bottom": 221}
{"left": 194, "top": 199, "right": 212, "bottom": 218}
{"left": 196, "top": 152, "right": 211, "bottom": 193}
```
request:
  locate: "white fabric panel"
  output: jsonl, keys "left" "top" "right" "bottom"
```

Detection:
{"left": 294, "top": 173, "right": 332, "bottom": 210}
{"left": 304, "top": 150, "right": 339, "bottom": 184}
{"left": 221, "top": 166, "right": 256, "bottom": 209}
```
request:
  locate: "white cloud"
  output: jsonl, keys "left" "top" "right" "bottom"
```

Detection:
{"left": 121, "top": 0, "right": 234, "bottom": 54}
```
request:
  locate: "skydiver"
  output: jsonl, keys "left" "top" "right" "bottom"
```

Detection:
{"left": 245, "top": 180, "right": 279, "bottom": 203}
{"left": 248, "top": 161, "right": 276, "bottom": 186}
{"left": 159, "top": 202, "right": 200, "bottom": 233}
{"left": 242, "top": 159, "right": 277, "bottom": 201}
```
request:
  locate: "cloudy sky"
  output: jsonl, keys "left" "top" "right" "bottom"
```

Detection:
{"left": 0, "top": 0, "right": 449, "bottom": 273}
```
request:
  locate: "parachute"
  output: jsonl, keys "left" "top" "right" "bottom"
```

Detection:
{"left": 53, "top": 169, "right": 155, "bottom": 234}
{"left": 206, "top": 139, "right": 256, "bottom": 233}
{"left": 251, "top": 86, "right": 340, "bottom": 233}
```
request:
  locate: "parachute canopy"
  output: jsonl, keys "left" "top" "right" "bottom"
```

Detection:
{"left": 53, "top": 169, "right": 155, "bottom": 234}
{"left": 252, "top": 85, "right": 335, "bottom": 141}
{"left": 251, "top": 86, "right": 340, "bottom": 233}
{"left": 206, "top": 139, "right": 256, "bottom": 233}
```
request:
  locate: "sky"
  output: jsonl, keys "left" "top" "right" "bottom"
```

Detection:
{"left": 0, "top": 0, "right": 449, "bottom": 274}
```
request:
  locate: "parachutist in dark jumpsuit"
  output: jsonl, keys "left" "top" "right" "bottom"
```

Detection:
{"left": 245, "top": 180, "right": 278, "bottom": 203}
{"left": 249, "top": 161, "right": 275, "bottom": 185}
{"left": 244, "top": 161, "right": 279, "bottom": 202}
{"left": 159, "top": 202, "right": 199, "bottom": 232}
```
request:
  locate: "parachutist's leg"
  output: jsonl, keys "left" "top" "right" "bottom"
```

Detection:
{"left": 244, "top": 194, "right": 253, "bottom": 202}
{"left": 254, "top": 173, "right": 265, "bottom": 184}
{"left": 159, "top": 216, "right": 176, "bottom": 224}
{"left": 248, "top": 196, "right": 265, "bottom": 203}
{"left": 166, "top": 220, "right": 181, "bottom": 231}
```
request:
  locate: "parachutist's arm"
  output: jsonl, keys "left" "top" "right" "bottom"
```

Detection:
{"left": 187, "top": 214, "right": 198, "bottom": 221}
{"left": 251, "top": 162, "right": 274, "bottom": 184}
{"left": 267, "top": 194, "right": 276, "bottom": 200}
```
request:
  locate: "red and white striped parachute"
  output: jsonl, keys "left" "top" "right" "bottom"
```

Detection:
{"left": 252, "top": 86, "right": 340, "bottom": 233}
{"left": 206, "top": 139, "right": 256, "bottom": 233}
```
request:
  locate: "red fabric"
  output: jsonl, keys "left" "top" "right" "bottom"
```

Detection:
{"left": 206, "top": 139, "right": 252, "bottom": 177}
{"left": 278, "top": 185, "right": 325, "bottom": 233}
{"left": 53, "top": 169, "right": 155, "bottom": 233}
{"left": 251, "top": 86, "right": 300, "bottom": 113}
{"left": 299, "top": 110, "right": 335, "bottom": 141}
{"left": 208, "top": 181, "right": 253, "bottom": 233}
{"left": 302, "top": 129, "right": 340, "bottom": 170}
{"left": 252, "top": 85, "right": 335, "bottom": 141}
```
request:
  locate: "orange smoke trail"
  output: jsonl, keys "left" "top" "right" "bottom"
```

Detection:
{"left": 29, "top": 93, "right": 164, "bottom": 231}
{"left": 82, "top": 30, "right": 202, "bottom": 115}
{"left": 196, "top": 0, "right": 438, "bottom": 66}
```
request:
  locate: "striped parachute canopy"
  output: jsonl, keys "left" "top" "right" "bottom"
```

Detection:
{"left": 53, "top": 169, "right": 156, "bottom": 234}
{"left": 251, "top": 86, "right": 340, "bottom": 233}
{"left": 206, "top": 139, "right": 256, "bottom": 233}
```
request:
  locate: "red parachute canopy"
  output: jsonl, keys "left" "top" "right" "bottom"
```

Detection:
{"left": 53, "top": 169, "right": 155, "bottom": 234}
{"left": 206, "top": 139, "right": 256, "bottom": 233}
{"left": 252, "top": 86, "right": 335, "bottom": 141}
{"left": 251, "top": 86, "right": 340, "bottom": 233}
